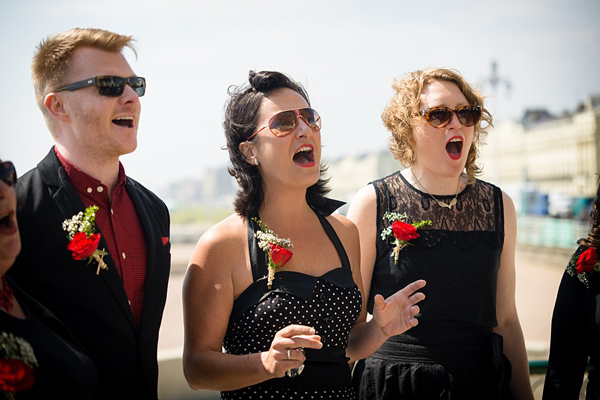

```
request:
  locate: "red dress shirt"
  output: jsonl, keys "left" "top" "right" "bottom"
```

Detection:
{"left": 56, "top": 147, "right": 147, "bottom": 326}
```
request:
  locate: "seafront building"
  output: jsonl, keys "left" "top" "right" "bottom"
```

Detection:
{"left": 480, "top": 95, "right": 600, "bottom": 216}
{"left": 479, "top": 96, "right": 600, "bottom": 250}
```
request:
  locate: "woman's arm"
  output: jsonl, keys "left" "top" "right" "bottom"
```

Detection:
{"left": 181, "top": 217, "right": 320, "bottom": 391}
{"left": 347, "top": 184, "right": 378, "bottom": 303}
{"left": 329, "top": 212, "right": 425, "bottom": 363}
{"left": 493, "top": 192, "right": 534, "bottom": 400}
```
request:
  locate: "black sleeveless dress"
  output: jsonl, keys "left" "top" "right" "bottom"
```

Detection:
{"left": 352, "top": 172, "right": 512, "bottom": 400}
{"left": 221, "top": 205, "right": 362, "bottom": 399}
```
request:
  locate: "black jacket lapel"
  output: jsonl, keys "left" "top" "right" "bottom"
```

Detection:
{"left": 37, "top": 149, "right": 137, "bottom": 329}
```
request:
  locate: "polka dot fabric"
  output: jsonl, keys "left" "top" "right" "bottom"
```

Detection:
{"left": 223, "top": 386, "right": 356, "bottom": 399}
{"left": 222, "top": 278, "right": 361, "bottom": 399}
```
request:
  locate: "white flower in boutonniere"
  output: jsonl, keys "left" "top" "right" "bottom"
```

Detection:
{"left": 381, "top": 211, "right": 432, "bottom": 265}
{"left": 62, "top": 205, "right": 108, "bottom": 275}
{"left": 252, "top": 217, "right": 294, "bottom": 289}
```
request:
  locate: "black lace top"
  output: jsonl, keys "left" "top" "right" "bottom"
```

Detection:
{"left": 369, "top": 171, "right": 504, "bottom": 329}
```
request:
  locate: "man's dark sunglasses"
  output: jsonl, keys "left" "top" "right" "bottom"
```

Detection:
{"left": 0, "top": 161, "right": 17, "bottom": 187}
{"left": 55, "top": 76, "right": 146, "bottom": 97}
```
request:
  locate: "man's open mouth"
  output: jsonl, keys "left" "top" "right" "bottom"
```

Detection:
{"left": 112, "top": 116, "right": 134, "bottom": 128}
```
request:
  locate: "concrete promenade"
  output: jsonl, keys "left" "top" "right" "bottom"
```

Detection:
{"left": 157, "top": 243, "right": 569, "bottom": 399}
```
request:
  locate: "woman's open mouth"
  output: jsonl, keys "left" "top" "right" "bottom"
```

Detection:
{"left": 0, "top": 211, "right": 17, "bottom": 235}
{"left": 446, "top": 137, "right": 463, "bottom": 161}
{"left": 293, "top": 145, "right": 316, "bottom": 167}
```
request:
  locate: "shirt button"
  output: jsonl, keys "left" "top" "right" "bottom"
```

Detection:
{"left": 110, "top": 209, "right": 114, "bottom": 215}
{"left": 87, "top": 188, "right": 93, "bottom": 193}
{"left": 122, "top": 252, "right": 126, "bottom": 259}
{"left": 97, "top": 186, "right": 104, "bottom": 193}
{"left": 320, "top": 293, "right": 328, "bottom": 302}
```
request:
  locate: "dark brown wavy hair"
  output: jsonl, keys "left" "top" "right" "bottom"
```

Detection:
{"left": 578, "top": 177, "right": 600, "bottom": 248}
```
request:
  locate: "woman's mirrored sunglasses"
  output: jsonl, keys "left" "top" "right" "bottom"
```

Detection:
{"left": 247, "top": 108, "right": 321, "bottom": 141}
{"left": 0, "top": 161, "right": 17, "bottom": 187}
{"left": 55, "top": 76, "right": 146, "bottom": 97}
{"left": 418, "top": 105, "right": 482, "bottom": 128}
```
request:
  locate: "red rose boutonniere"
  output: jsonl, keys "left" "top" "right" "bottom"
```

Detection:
{"left": 567, "top": 246, "right": 600, "bottom": 288}
{"left": 392, "top": 220, "right": 420, "bottom": 242}
{"left": 0, "top": 332, "right": 38, "bottom": 398}
{"left": 62, "top": 205, "right": 108, "bottom": 275}
{"left": 576, "top": 247, "right": 597, "bottom": 274}
{"left": 252, "top": 217, "right": 294, "bottom": 289}
{"left": 381, "top": 212, "right": 432, "bottom": 264}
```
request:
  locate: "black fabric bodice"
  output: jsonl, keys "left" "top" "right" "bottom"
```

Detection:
{"left": 369, "top": 171, "right": 504, "bottom": 329}
{"left": 221, "top": 205, "right": 361, "bottom": 399}
{"left": 0, "top": 279, "right": 97, "bottom": 399}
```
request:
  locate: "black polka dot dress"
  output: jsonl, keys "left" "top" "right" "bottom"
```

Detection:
{"left": 221, "top": 207, "right": 362, "bottom": 399}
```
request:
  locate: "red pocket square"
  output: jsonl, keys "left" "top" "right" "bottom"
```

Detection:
{"left": 161, "top": 237, "right": 169, "bottom": 246}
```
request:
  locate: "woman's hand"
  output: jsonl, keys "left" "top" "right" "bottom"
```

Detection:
{"left": 372, "top": 279, "right": 426, "bottom": 338}
{"left": 260, "top": 325, "right": 322, "bottom": 378}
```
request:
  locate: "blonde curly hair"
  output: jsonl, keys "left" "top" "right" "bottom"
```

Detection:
{"left": 381, "top": 68, "right": 492, "bottom": 183}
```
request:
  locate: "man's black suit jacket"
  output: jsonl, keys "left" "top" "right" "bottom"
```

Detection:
{"left": 9, "top": 148, "right": 171, "bottom": 400}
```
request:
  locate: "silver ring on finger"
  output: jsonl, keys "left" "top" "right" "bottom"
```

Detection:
{"left": 287, "top": 349, "right": 291, "bottom": 360}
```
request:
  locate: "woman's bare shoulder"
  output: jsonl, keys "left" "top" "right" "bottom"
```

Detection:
{"left": 189, "top": 213, "right": 248, "bottom": 266}
{"left": 326, "top": 212, "right": 359, "bottom": 244}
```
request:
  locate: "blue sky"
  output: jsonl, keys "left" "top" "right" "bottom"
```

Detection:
{"left": 2, "top": 0, "right": 599, "bottom": 193}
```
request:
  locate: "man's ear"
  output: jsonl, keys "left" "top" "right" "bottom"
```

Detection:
{"left": 43, "top": 93, "right": 69, "bottom": 122}
{"left": 239, "top": 141, "right": 258, "bottom": 165}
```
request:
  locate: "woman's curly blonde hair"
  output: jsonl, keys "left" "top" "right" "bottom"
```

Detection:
{"left": 382, "top": 68, "right": 493, "bottom": 183}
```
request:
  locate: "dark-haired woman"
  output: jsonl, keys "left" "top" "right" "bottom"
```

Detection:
{"left": 181, "top": 70, "right": 426, "bottom": 399}
{"left": 543, "top": 181, "right": 600, "bottom": 399}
